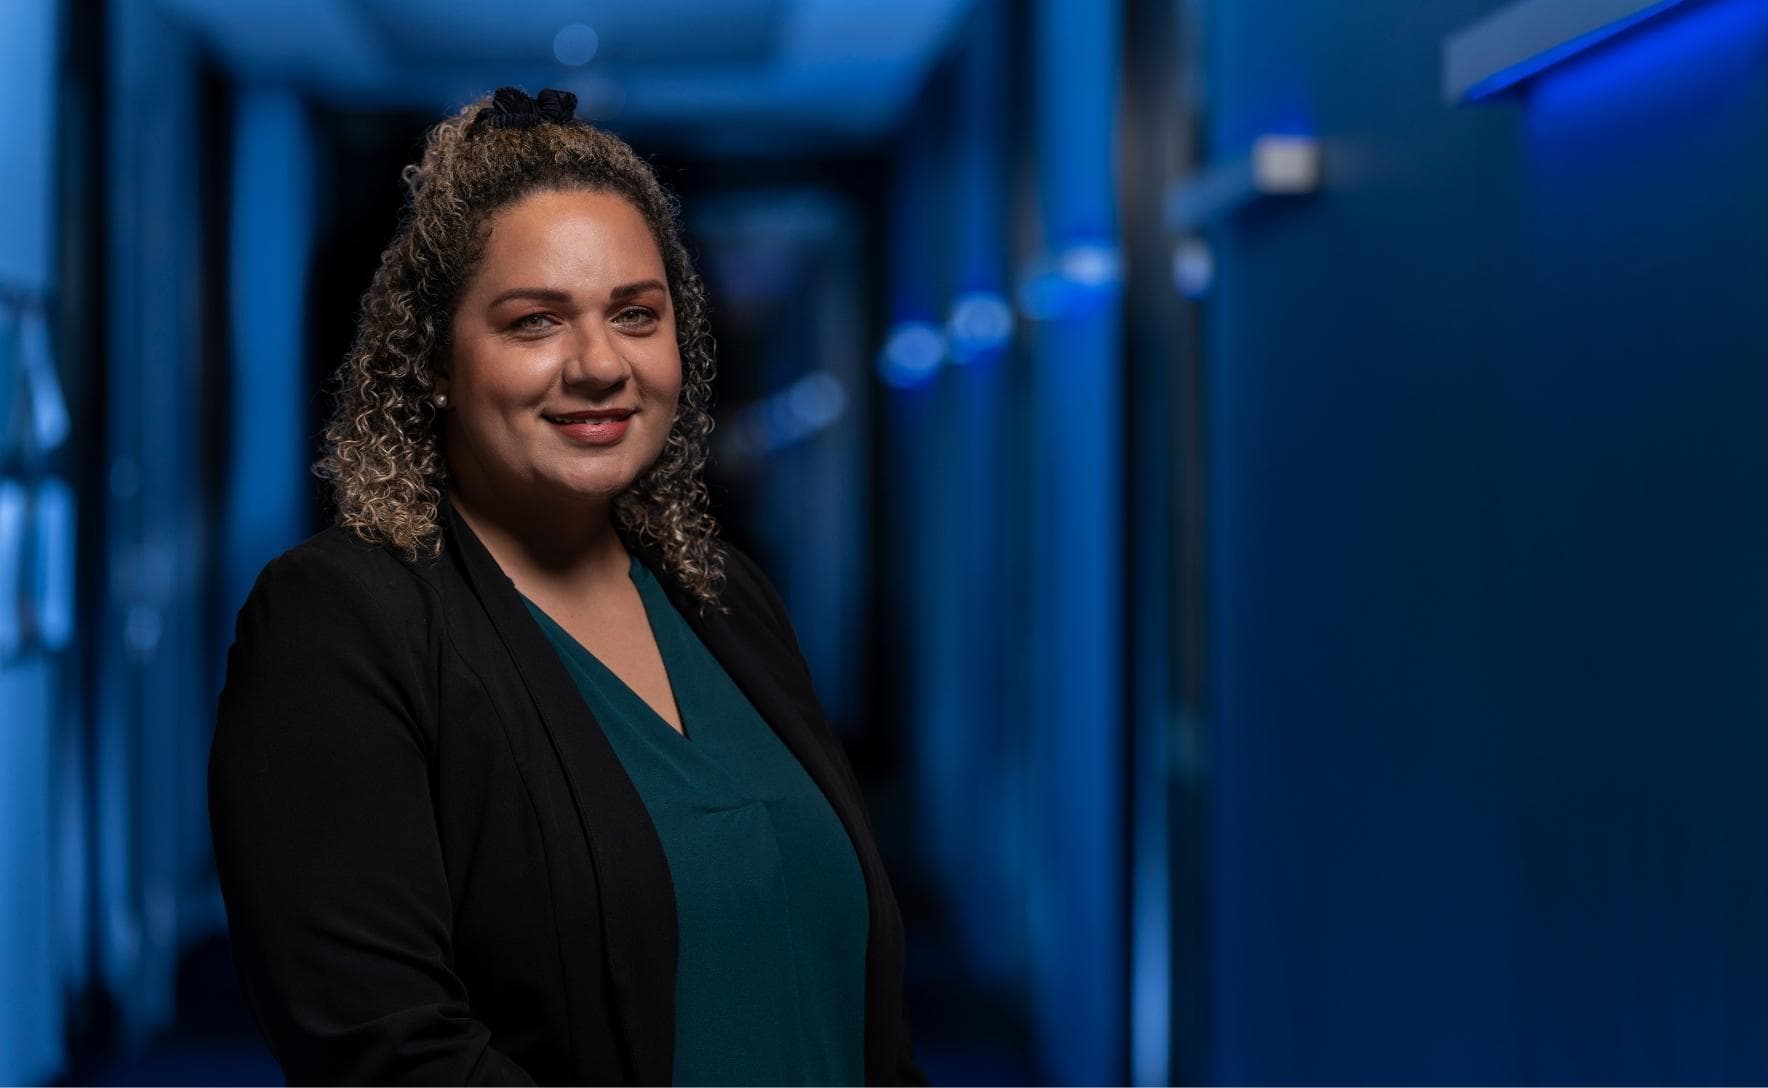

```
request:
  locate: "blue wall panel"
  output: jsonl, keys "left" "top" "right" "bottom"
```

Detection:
{"left": 0, "top": 659, "right": 61, "bottom": 1083}
{"left": 100, "top": 0, "right": 215, "bottom": 1047}
{"left": 1026, "top": 1, "right": 1125, "bottom": 1083}
{"left": 0, "top": 0, "right": 67, "bottom": 1081}
{"left": 222, "top": 87, "right": 315, "bottom": 659}
{"left": 1203, "top": 0, "right": 1768, "bottom": 1080}
{"left": 941, "top": 0, "right": 1021, "bottom": 989}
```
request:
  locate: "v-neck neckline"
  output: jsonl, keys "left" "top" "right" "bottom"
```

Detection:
{"left": 441, "top": 496, "right": 910, "bottom": 1085}
{"left": 522, "top": 555, "right": 693, "bottom": 743}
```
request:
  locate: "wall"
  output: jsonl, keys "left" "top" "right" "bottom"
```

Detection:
{"left": 1202, "top": 0, "right": 1768, "bottom": 1081}
{"left": 879, "top": 1, "right": 1127, "bottom": 1081}
{"left": 0, "top": 0, "right": 68, "bottom": 1081}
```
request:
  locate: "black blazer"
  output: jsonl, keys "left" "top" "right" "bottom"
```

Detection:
{"left": 209, "top": 502, "right": 923, "bottom": 1085}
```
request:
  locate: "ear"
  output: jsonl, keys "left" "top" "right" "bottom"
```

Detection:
{"left": 430, "top": 354, "right": 453, "bottom": 400}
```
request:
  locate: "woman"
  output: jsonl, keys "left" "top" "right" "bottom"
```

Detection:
{"left": 209, "top": 87, "right": 923, "bottom": 1087}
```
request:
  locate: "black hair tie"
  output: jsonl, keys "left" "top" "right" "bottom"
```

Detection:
{"left": 470, "top": 86, "right": 579, "bottom": 133}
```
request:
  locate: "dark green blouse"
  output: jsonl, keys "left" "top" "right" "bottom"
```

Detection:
{"left": 520, "top": 554, "right": 869, "bottom": 1087}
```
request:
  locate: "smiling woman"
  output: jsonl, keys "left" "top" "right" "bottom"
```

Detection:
{"left": 439, "top": 190, "right": 685, "bottom": 583}
{"left": 207, "top": 87, "right": 924, "bottom": 1087}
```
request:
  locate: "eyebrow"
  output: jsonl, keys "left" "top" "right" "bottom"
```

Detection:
{"left": 487, "top": 286, "right": 571, "bottom": 309}
{"left": 610, "top": 278, "right": 668, "bottom": 303}
{"left": 486, "top": 279, "right": 668, "bottom": 310}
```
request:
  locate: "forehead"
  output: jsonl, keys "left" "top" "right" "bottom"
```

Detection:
{"left": 472, "top": 189, "right": 665, "bottom": 289}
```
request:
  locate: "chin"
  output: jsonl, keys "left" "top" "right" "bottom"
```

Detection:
{"left": 532, "top": 446, "right": 665, "bottom": 504}
{"left": 540, "top": 466, "right": 647, "bottom": 503}
{"left": 547, "top": 479, "right": 638, "bottom": 506}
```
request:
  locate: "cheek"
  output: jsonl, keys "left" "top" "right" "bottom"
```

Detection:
{"left": 453, "top": 344, "right": 549, "bottom": 409}
{"left": 646, "top": 345, "right": 686, "bottom": 403}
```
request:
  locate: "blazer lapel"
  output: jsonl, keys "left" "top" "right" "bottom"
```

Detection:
{"left": 443, "top": 502, "right": 677, "bottom": 1086}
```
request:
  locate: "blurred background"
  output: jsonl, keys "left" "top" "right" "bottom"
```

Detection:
{"left": 5, "top": 0, "right": 1768, "bottom": 1083}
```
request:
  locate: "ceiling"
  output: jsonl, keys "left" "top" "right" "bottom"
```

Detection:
{"left": 155, "top": 0, "right": 975, "bottom": 151}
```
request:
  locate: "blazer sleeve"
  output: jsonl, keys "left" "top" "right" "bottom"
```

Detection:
{"left": 209, "top": 545, "right": 535, "bottom": 1086}
{"left": 723, "top": 545, "right": 930, "bottom": 1087}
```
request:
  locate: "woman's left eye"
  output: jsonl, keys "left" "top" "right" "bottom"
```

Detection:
{"left": 616, "top": 307, "right": 658, "bottom": 326}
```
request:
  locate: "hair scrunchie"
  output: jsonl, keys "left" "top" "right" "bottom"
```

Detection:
{"left": 469, "top": 86, "right": 580, "bottom": 134}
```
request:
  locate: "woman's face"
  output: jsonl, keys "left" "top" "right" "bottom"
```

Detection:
{"left": 439, "top": 188, "right": 681, "bottom": 514}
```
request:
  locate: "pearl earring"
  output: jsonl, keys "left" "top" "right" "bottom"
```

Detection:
{"left": 432, "top": 392, "right": 450, "bottom": 409}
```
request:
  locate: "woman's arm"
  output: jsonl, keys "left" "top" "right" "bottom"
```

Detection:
{"left": 209, "top": 544, "right": 534, "bottom": 1086}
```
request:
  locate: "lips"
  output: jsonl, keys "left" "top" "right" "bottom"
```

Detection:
{"left": 544, "top": 408, "right": 635, "bottom": 423}
{"left": 546, "top": 408, "right": 635, "bottom": 446}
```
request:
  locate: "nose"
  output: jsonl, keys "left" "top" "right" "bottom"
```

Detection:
{"left": 561, "top": 319, "right": 630, "bottom": 393}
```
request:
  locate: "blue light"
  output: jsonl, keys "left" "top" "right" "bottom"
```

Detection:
{"left": 784, "top": 371, "right": 847, "bottom": 431}
{"left": 18, "top": 308, "right": 67, "bottom": 454}
{"left": 1171, "top": 236, "right": 1215, "bottom": 300}
{"left": 946, "top": 291, "right": 1014, "bottom": 363}
{"left": 1462, "top": 0, "right": 1694, "bottom": 101}
{"left": 30, "top": 477, "right": 72, "bottom": 652}
{"left": 878, "top": 320, "right": 947, "bottom": 388}
{"left": 1016, "top": 243, "right": 1122, "bottom": 322}
{"left": 0, "top": 479, "right": 22, "bottom": 660}
{"left": 1524, "top": 0, "right": 1768, "bottom": 114}
{"left": 553, "top": 24, "right": 599, "bottom": 67}
{"left": 1060, "top": 242, "right": 1122, "bottom": 287}
{"left": 718, "top": 371, "right": 851, "bottom": 469}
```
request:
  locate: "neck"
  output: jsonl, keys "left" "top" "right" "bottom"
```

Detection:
{"left": 447, "top": 480, "right": 629, "bottom": 596}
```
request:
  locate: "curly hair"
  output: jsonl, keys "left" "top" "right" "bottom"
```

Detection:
{"left": 316, "top": 91, "right": 726, "bottom": 607}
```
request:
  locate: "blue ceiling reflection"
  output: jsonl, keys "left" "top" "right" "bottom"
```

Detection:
{"left": 154, "top": 0, "right": 974, "bottom": 151}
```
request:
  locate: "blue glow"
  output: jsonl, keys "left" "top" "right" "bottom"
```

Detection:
{"left": 1060, "top": 242, "right": 1122, "bottom": 287}
{"left": 784, "top": 371, "right": 847, "bottom": 430}
{"left": 0, "top": 479, "right": 22, "bottom": 660}
{"left": 30, "top": 477, "right": 72, "bottom": 651}
{"left": 1463, "top": 0, "right": 1694, "bottom": 101}
{"left": 1524, "top": 0, "right": 1768, "bottom": 116}
{"left": 1172, "top": 237, "right": 1215, "bottom": 300}
{"left": 878, "top": 320, "right": 947, "bottom": 388}
{"left": 18, "top": 308, "right": 67, "bottom": 454}
{"left": 1017, "top": 243, "right": 1122, "bottom": 322}
{"left": 730, "top": 370, "right": 850, "bottom": 460}
{"left": 946, "top": 291, "right": 1014, "bottom": 363}
{"left": 553, "top": 24, "right": 599, "bottom": 66}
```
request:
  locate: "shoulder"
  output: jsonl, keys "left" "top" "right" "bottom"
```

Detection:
{"left": 710, "top": 539, "right": 808, "bottom": 660}
{"left": 245, "top": 525, "right": 439, "bottom": 621}
{"left": 229, "top": 525, "right": 445, "bottom": 677}
{"left": 714, "top": 539, "right": 767, "bottom": 595}
{"left": 713, "top": 540, "right": 785, "bottom": 622}
{"left": 212, "top": 533, "right": 445, "bottom": 846}
{"left": 218, "top": 526, "right": 443, "bottom": 754}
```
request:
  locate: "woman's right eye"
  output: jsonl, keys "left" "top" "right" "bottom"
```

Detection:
{"left": 510, "top": 313, "right": 555, "bottom": 334}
